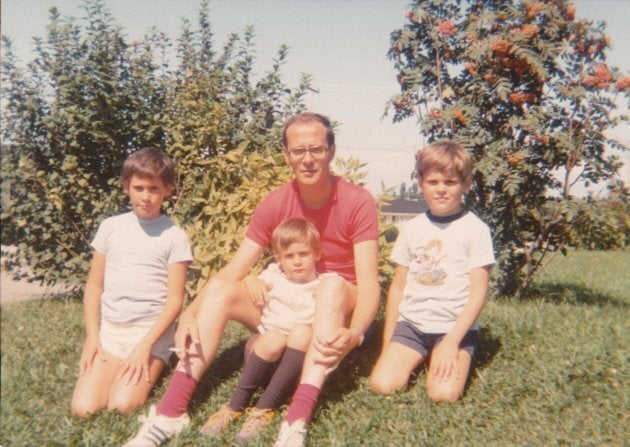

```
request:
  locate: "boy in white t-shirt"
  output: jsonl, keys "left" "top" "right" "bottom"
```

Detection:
{"left": 71, "top": 147, "right": 192, "bottom": 419}
{"left": 370, "top": 141, "right": 495, "bottom": 402}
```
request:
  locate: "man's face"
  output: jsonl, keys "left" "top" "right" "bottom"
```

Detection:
{"left": 283, "top": 121, "right": 335, "bottom": 187}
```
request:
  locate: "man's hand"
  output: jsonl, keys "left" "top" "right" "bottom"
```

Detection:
{"left": 312, "top": 327, "right": 362, "bottom": 374}
{"left": 244, "top": 275, "right": 271, "bottom": 307}
{"left": 429, "top": 338, "right": 459, "bottom": 382}
{"left": 174, "top": 309, "right": 200, "bottom": 359}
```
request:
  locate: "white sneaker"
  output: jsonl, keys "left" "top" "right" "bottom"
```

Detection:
{"left": 273, "top": 420, "right": 307, "bottom": 447}
{"left": 122, "top": 405, "right": 190, "bottom": 447}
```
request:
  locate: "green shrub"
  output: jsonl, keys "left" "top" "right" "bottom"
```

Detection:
{"left": 388, "top": 0, "right": 628, "bottom": 296}
{"left": 0, "top": 0, "right": 310, "bottom": 290}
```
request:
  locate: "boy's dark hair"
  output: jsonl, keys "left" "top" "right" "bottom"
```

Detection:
{"left": 271, "top": 218, "right": 321, "bottom": 256}
{"left": 282, "top": 112, "right": 335, "bottom": 149}
{"left": 120, "top": 147, "right": 176, "bottom": 187}
{"left": 415, "top": 141, "right": 473, "bottom": 186}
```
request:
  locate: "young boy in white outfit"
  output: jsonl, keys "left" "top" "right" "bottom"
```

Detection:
{"left": 71, "top": 147, "right": 192, "bottom": 419}
{"left": 370, "top": 141, "right": 495, "bottom": 402}
{"left": 124, "top": 217, "right": 325, "bottom": 446}
{"left": 200, "top": 218, "right": 327, "bottom": 445}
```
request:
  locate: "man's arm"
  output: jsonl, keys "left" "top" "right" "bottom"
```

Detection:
{"left": 348, "top": 239, "right": 380, "bottom": 347}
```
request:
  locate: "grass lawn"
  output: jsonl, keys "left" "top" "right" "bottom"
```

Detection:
{"left": 1, "top": 250, "right": 627, "bottom": 446}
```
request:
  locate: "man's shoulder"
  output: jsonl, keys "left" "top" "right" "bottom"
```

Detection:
{"left": 334, "top": 177, "right": 374, "bottom": 202}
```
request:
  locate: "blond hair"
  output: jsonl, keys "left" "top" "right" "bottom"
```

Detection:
{"left": 271, "top": 218, "right": 320, "bottom": 256}
{"left": 415, "top": 141, "right": 472, "bottom": 186}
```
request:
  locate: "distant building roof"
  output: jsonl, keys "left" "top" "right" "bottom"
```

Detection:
{"left": 381, "top": 198, "right": 428, "bottom": 215}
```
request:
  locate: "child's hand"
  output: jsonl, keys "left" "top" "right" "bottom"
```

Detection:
{"left": 117, "top": 340, "right": 152, "bottom": 385}
{"left": 429, "top": 338, "right": 459, "bottom": 382}
{"left": 244, "top": 275, "right": 271, "bottom": 307}
{"left": 79, "top": 334, "right": 104, "bottom": 375}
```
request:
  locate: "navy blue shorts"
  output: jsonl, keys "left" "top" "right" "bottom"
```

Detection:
{"left": 391, "top": 320, "right": 480, "bottom": 359}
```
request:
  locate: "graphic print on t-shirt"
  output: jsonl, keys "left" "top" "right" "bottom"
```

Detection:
{"left": 409, "top": 239, "right": 446, "bottom": 286}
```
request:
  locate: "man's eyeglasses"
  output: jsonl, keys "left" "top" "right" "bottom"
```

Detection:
{"left": 288, "top": 146, "right": 328, "bottom": 159}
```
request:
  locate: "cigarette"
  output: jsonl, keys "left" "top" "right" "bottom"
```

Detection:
{"left": 169, "top": 347, "right": 181, "bottom": 352}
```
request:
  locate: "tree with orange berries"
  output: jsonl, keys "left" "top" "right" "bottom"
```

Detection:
{"left": 389, "top": 0, "right": 628, "bottom": 296}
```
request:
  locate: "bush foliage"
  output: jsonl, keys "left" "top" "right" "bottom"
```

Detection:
{"left": 389, "top": 0, "right": 628, "bottom": 296}
{"left": 0, "top": 0, "right": 312, "bottom": 292}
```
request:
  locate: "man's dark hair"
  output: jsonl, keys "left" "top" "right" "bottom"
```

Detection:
{"left": 282, "top": 112, "right": 335, "bottom": 148}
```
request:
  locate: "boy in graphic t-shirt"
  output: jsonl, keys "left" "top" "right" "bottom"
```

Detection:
{"left": 369, "top": 141, "right": 495, "bottom": 403}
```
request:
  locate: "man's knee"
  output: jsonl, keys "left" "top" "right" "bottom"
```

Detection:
{"left": 316, "top": 275, "right": 353, "bottom": 310}
{"left": 199, "top": 278, "right": 240, "bottom": 312}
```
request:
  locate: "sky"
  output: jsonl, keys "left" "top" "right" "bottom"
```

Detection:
{"left": 1, "top": 0, "right": 628, "bottom": 196}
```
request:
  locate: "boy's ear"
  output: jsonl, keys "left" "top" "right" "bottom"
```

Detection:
{"left": 164, "top": 183, "right": 174, "bottom": 198}
{"left": 122, "top": 182, "right": 130, "bottom": 196}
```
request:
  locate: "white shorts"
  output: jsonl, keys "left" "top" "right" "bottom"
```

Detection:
{"left": 100, "top": 319, "right": 175, "bottom": 363}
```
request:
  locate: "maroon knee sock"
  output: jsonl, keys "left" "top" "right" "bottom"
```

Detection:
{"left": 285, "top": 383, "right": 321, "bottom": 424}
{"left": 156, "top": 370, "right": 198, "bottom": 417}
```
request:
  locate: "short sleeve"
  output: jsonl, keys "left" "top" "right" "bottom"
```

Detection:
{"left": 467, "top": 221, "right": 495, "bottom": 270}
{"left": 349, "top": 189, "right": 379, "bottom": 244}
{"left": 90, "top": 219, "right": 110, "bottom": 255}
{"left": 167, "top": 227, "right": 193, "bottom": 265}
{"left": 390, "top": 220, "right": 413, "bottom": 267}
{"left": 246, "top": 194, "right": 279, "bottom": 248}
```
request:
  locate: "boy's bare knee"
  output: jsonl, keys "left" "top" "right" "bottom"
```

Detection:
{"left": 107, "top": 395, "right": 144, "bottom": 415}
{"left": 427, "top": 384, "right": 462, "bottom": 403}
{"left": 71, "top": 399, "right": 100, "bottom": 419}
{"left": 287, "top": 324, "right": 312, "bottom": 350}
{"left": 254, "top": 330, "right": 287, "bottom": 359}
{"left": 369, "top": 374, "right": 398, "bottom": 396}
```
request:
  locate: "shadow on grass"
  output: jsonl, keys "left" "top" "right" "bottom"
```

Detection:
{"left": 520, "top": 282, "right": 626, "bottom": 308}
{"left": 470, "top": 327, "right": 502, "bottom": 376}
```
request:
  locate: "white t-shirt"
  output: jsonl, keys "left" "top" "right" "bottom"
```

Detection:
{"left": 91, "top": 212, "right": 193, "bottom": 324}
{"left": 257, "top": 263, "right": 323, "bottom": 335}
{"left": 391, "top": 211, "right": 495, "bottom": 333}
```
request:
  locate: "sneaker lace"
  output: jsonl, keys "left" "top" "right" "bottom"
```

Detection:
{"left": 205, "top": 405, "right": 241, "bottom": 429}
{"left": 241, "top": 408, "right": 276, "bottom": 433}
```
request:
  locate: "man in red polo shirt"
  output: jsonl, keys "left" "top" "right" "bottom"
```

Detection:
{"left": 123, "top": 112, "right": 379, "bottom": 447}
